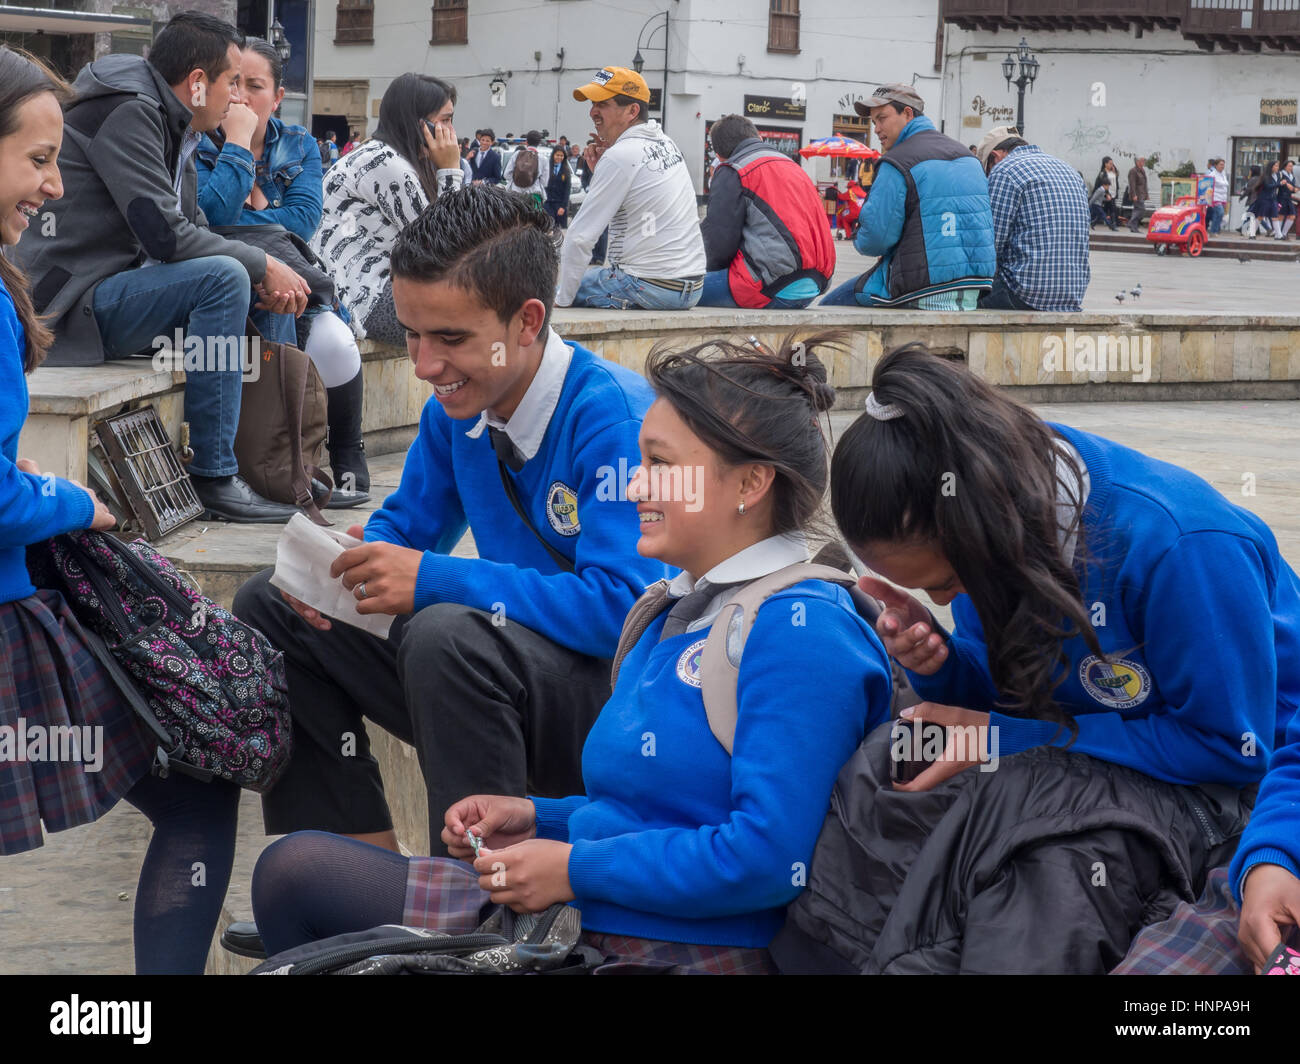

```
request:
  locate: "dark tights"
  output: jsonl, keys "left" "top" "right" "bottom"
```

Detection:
{"left": 251, "top": 831, "right": 410, "bottom": 956}
{"left": 121, "top": 771, "right": 240, "bottom": 975}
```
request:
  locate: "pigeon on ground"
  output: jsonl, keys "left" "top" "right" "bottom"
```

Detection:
{"left": 1237, "top": 255, "right": 1251, "bottom": 263}
{"left": 1129, "top": 283, "right": 1142, "bottom": 299}
{"left": 1115, "top": 291, "right": 1126, "bottom": 303}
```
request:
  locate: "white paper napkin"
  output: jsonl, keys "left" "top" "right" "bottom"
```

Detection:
{"left": 269, "top": 512, "right": 394, "bottom": 638}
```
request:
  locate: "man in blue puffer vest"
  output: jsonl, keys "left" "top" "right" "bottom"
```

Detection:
{"left": 822, "top": 84, "right": 995, "bottom": 309}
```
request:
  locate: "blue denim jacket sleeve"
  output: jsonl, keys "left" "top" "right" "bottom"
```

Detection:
{"left": 239, "top": 128, "right": 324, "bottom": 242}
{"left": 195, "top": 138, "right": 257, "bottom": 226}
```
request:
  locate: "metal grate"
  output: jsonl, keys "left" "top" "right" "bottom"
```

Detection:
{"left": 92, "top": 406, "right": 203, "bottom": 541}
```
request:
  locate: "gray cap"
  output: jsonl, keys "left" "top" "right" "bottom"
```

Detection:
{"left": 854, "top": 83, "right": 925, "bottom": 117}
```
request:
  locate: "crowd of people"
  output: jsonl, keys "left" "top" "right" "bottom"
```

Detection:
{"left": 0, "top": 11, "right": 1297, "bottom": 978}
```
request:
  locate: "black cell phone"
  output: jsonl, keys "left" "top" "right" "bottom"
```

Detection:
{"left": 889, "top": 718, "right": 948, "bottom": 785}
{"left": 423, "top": 119, "right": 440, "bottom": 139}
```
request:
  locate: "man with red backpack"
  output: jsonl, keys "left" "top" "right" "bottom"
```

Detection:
{"left": 699, "top": 114, "right": 835, "bottom": 308}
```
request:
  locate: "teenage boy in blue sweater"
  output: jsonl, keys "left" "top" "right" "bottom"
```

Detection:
{"left": 233, "top": 186, "right": 665, "bottom": 859}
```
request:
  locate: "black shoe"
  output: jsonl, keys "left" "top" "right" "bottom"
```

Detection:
{"left": 325, "top": 442, "right": 371, "bottom": 508}
{"left": 220, "top": 921, "right": 266, "bottom": 959}
{"left": 192, "top": 474, "right": 301, "bottom": 524}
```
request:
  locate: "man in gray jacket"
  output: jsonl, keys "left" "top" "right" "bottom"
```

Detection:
{"left": 16, "top": 11, "right": 309, "bottom": 522}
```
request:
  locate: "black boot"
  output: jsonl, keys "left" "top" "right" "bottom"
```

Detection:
{"left": 325, "top": 369, "right": 370, "bottom": 508}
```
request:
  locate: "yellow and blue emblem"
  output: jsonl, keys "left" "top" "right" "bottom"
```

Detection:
{"left": 545, "top": 481, "right": 580, "bottom": 536}
{"left": 1078, "top": 655, "right": 1151, "bottom": 710}
{"left": 676, "top": 639, "right": 707, "bottom": 688}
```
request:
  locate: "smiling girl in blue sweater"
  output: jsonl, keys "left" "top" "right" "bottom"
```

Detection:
{"left": 249, "top": 334, "right": 893, "bottom": 972}
{"left": 828, "top": 342, "right": 1300, "bottom": 969}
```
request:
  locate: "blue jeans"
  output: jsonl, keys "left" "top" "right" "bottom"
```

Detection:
{"left": 572, "top": 266, "right": 702, "bottom": 310}
{"left": 978, "top": 276, "right": 1035, "bottom": 310}
{"left": 820, "top": 274, "right": 866, "bottom": 306}
{"left": 1206, "top": 204, "right": 1224, "bottom": 235}
{"left": 93, "top": 256, "right": 252, "bottom": 478}
{"left": 698, "top": 269, "right": 816, "bottom": 309}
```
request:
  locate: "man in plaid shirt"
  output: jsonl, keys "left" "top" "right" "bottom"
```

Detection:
{"left": 975, "top": 126, "right": 1090, "bottom": 311}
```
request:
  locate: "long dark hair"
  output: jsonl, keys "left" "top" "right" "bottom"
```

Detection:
{"left": 373, "top": 73, "right": 457, "bottom": 202}
{"left": 1092, "top": 155, "right": 1114, "bottom": 192}
{"left": 0, "top": 46, "right": 70, "bottom": 373}
{"left": 830, "top": 343, "right": 1102, "bottom": 732}
{"left": 645, "top": 332, "right": 839, "bottom": 538}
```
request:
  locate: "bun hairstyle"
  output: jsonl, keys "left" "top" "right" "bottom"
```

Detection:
{"left": 830, "top": 341, "right": 1102, "bottom": 734}
{"left": 644, "top": 330, "right": 840, "bottom": 537}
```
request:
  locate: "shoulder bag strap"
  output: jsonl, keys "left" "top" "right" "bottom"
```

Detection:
{"left": 495, "top": 457, "right": 575, "bottom": 573}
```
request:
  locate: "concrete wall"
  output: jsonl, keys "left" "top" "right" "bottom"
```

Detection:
{"left": 312, "top": 0, "right": 939, "bottom": 191}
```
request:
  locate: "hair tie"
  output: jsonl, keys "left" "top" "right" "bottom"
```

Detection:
{"left": 864, "top": 392, "right": 903, "bottom": 421}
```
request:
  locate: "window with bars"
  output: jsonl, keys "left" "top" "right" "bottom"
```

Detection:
{"left": 431, "top": 0, "right": 468, "bottom": 44}
{"left": 336, "top": 0, "right": 374, "bottom": 44}
{"left": 768, "top": 0, "right": 799, "bottom": 53}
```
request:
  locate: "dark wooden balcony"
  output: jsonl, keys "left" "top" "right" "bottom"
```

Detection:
{"left": 941, "top": 0, "right": 1181, "bottom": 31}
{"left": 941, "top": 0, "right": 1300, "bottom": 50}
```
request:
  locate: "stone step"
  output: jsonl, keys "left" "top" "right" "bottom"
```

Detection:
{"left": 1090, "top": 229, "right": 1300, "bottom": 262}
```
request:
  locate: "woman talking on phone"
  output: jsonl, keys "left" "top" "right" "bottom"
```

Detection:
{"left": 313, "top": 73, "right": 464, "bottom": 350}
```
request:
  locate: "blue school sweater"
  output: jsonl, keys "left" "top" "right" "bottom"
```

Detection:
{"left": 907, "top": 424, "right": 1300, "bottom": 789}
{"left": 1229, "top": 707, "right": 1300, "bottom": 903}
{"left": 530, "top": 581, "right": 892, "bottom": 947}
{"left": 0, "top": 279, "right": 94, "bottom": 604}
{"left": 363, "top": 341, "right": 665, "bottom": 659}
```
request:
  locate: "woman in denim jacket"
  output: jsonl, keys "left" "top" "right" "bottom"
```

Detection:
{"left": 196, "top": 40, "right": 368, "bottom": 506}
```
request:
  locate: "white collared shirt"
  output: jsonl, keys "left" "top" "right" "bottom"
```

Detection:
{"left": 464, "top": 327, "right": 573, "bottom": 462}
{"left": 667, "top": 532, "right": 811, "bottom": 634}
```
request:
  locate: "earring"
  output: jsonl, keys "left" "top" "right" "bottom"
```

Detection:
{"left": 737, "top": 500, "right": 746, "bottom": 515}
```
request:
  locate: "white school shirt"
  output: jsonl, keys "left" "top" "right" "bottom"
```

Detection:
{"left": 667, "top": 532, "right": 811, "bottom": 634}
{"left": 463, "top": 328, "right": 573, "bottom": 462}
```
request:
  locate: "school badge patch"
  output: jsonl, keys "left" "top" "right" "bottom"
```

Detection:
{"left": 676, "top": 639, "right": 707, "bottom": 688}
{"left": 1078, "top": 655, "right": 1151, "bottom": 710}
{"left": 545, "top": 481, "right": 580, "bottom": 536}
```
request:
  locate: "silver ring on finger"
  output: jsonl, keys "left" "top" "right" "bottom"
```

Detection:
{"left": 356, "top": 581, "right": 368, "bottom": 600}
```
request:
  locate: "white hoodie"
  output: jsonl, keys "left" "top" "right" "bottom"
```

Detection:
{"left": 556, "top": 120, "right": 705, "bottom": 306}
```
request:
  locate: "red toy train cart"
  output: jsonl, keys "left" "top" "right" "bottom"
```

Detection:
{"left": 1145, "top": 195, "right": 1208, "bottom": 256}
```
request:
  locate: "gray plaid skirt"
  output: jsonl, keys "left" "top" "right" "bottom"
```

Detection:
{"left": 1111, "top": 867, "right": 1252, "bottom": 975}
{"left": 0, "top": 589, "right": 154, "bottom": 855}
{"left": 404, "top": 855, "right": 777, "bottom": 975}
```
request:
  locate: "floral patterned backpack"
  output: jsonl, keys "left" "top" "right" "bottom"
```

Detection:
{"left": 28, "top": 530, "right": 291, "bottom": 792}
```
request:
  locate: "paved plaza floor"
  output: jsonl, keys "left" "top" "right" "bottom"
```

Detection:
{"left": 4, "top": 394, "right": 1296, "bottom": 974}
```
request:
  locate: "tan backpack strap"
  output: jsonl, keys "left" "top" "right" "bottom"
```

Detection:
{"left": 610, "top": 579, "right": 672, "bottom": 691}
{"left": 699, "top": 563, "right": 855, "bottom": 755}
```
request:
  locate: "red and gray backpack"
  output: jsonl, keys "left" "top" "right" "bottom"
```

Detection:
{"left": 28, "top": 530, "right": 291, "bottom": 792}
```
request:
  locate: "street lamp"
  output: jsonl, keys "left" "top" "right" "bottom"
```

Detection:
{"left": 1001, "top": 36, "right": 1039, "bottom": 136}
{"left": 632, "top": 10, "right": 669, "bottom": 129}
{"left": 271, "top": 17, "right": 290, "bottom": 63}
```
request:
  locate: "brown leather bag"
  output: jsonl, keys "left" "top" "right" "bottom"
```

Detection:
{"left": 233, "top": 320, "right": 332, "bottom": 525}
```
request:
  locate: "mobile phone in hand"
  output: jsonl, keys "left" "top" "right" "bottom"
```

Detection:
{"left": 890, "top": 718, "right": 947, "bottom": 785}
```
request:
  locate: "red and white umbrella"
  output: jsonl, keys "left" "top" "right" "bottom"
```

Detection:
{"left": 799, "top": 135, "right": 879, "bottom": 160}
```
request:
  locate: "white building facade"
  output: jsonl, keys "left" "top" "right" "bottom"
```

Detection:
{"left": 311, "top": 0, "right": 941, "bottom": 191}
{"left": 939, "top": 2, "right": 1300, "bottom": 225}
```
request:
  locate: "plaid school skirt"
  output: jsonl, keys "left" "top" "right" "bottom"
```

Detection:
{"left": 0, "top": 589, "right": 155, "bottom": 855}
{"left": 404, "top": 855, "right": 777, "bottom": 975}
{"left": 1111, "top": 867, "right": 1252, "bottom": 975}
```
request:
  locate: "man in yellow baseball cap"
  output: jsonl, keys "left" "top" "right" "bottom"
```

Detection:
{"left": 557, "top": 67, "right": 705, "bottom": 309}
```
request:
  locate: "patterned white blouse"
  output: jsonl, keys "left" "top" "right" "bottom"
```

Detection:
{"left": 312, "top": 138, "right": 462, "bottom": 337}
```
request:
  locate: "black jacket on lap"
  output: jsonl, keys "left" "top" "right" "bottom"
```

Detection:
{"left": 772, "top": 721, "right": 1253, "bottom": 975}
